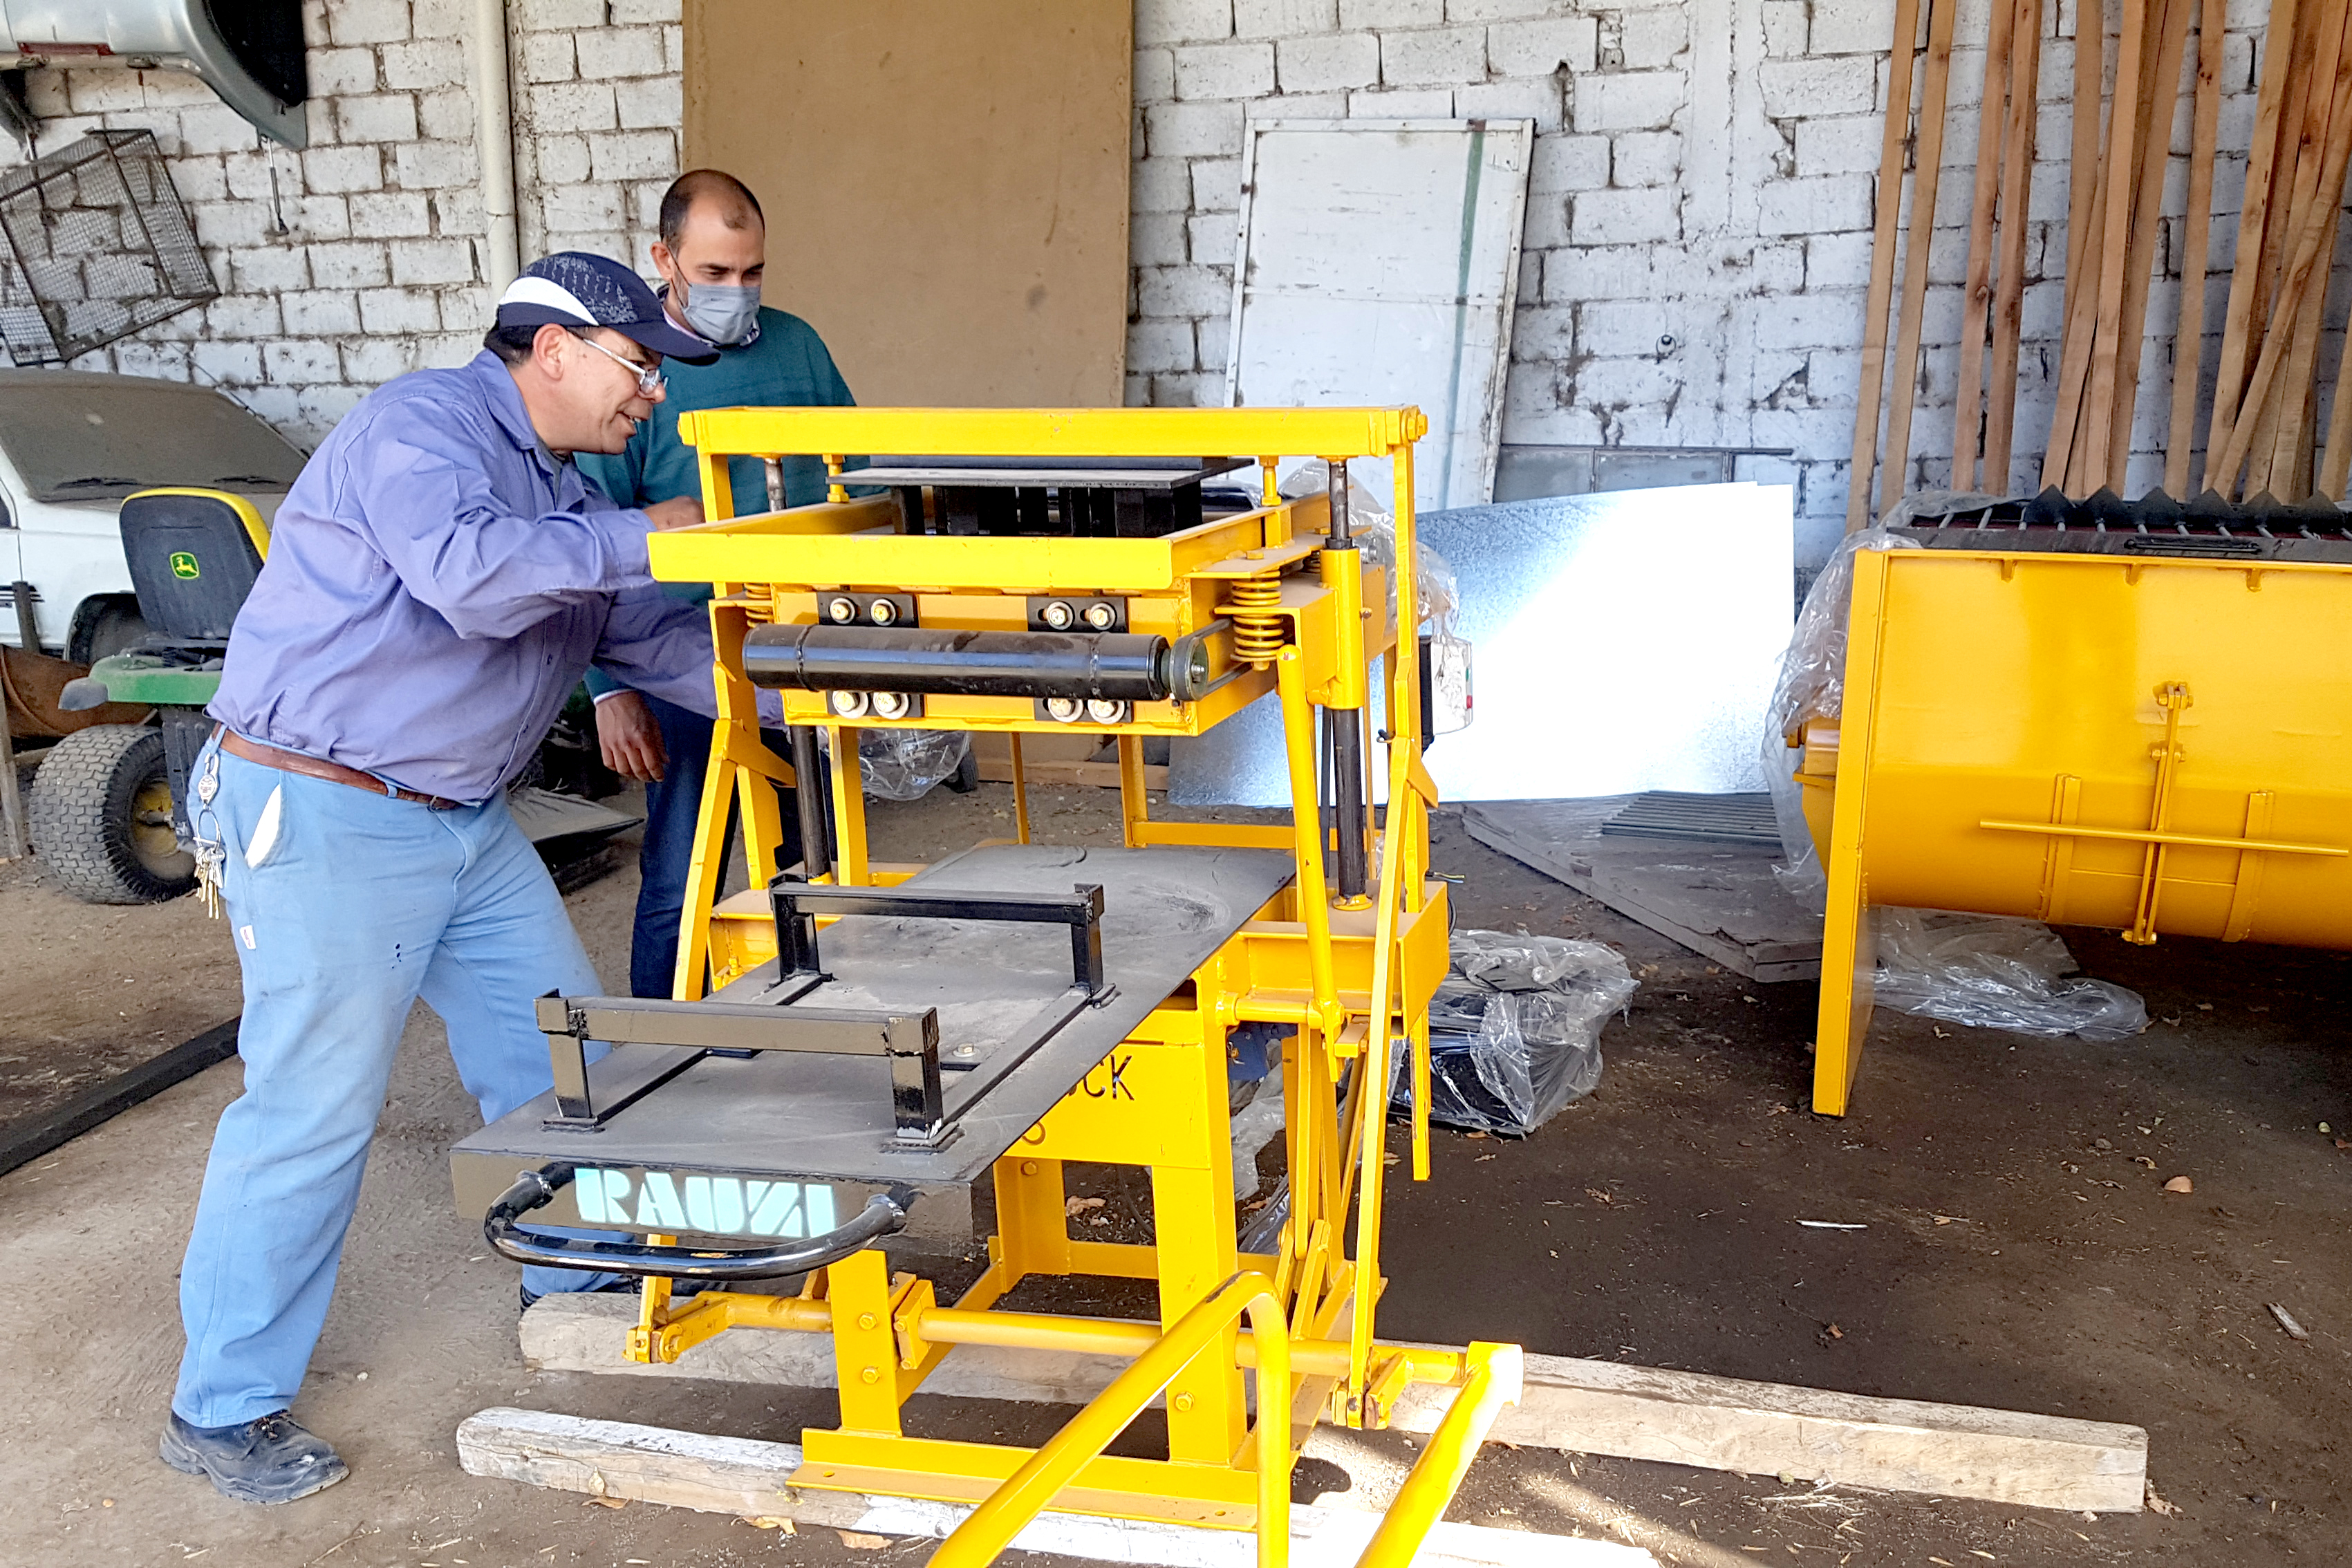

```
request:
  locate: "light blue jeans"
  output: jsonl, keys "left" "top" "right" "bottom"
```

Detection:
{"left": 174, "top": 740, "right": 612, "bottom": 1428}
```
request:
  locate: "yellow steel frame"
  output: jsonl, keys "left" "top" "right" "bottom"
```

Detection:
{"left": 634, "top": 406, "right": 1516, "bottom": 1565}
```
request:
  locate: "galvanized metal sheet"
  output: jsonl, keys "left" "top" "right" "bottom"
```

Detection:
{"left": 1168, "top": 483, "right": 1795, "bottom": 805}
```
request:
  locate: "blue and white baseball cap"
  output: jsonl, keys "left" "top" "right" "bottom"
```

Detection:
{"left": 496, "top": 251, "right": 719, "bottom": 364}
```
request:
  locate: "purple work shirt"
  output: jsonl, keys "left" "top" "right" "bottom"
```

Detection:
{"left": 211, "top": 351, "right": 738, "bottom": 802}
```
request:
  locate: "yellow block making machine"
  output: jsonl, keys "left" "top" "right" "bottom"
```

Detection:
{"left": 453, "top": 407, "right": 1521, "bottom": 1563}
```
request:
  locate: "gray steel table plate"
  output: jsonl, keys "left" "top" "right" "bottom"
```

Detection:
{"left": 451, "top": 843, "right": 1292, "bottom": 1235}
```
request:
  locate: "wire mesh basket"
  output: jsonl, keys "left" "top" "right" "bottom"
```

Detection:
{"left": 0, "top": 130, "right": 218, "bottom": 366}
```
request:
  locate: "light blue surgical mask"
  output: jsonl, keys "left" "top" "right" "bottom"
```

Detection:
{"left": 674, "top": 279, "right": 761, "bottom": 348}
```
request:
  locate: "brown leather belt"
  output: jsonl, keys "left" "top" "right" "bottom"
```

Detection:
{"left": 218, "top": 729, "right": 463, "bottom": 810}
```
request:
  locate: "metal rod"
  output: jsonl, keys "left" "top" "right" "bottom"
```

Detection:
{"left": 789, "top": 725, "right": 833, "bottom": 879}
{"left": 1007, "top": 732, "right": 1032, "bottom": 843}
{"left": 1330, "top": 705, "right": 1368, "bottom": 900}
{"left": 930, "top": 1275, "right": 1293, "bottom": 1568}
{"left": 1977, "top": 820, "right": 2344, "bottom": 855}
{"left": 1354, "top": 1344, "right": 1525, "bottom": 1568}
{"left": 673, "top": 1294, "right": 1471, "bottom": 1385}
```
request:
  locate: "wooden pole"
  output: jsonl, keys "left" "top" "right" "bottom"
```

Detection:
{"left": 2078, "top": 0, "right": 2154, "bottom": 489}
{"left": 2205, "top": 0, "right": 2306, "bottom": 478}
{"left": 2233, "top": 0, "right": 2346, "bottom": 496}
{"left": 2263, "top": 196, "right": 2343, "bottom": 498}
{"left": 2044, "top": 0, "right": 2114, "bottom": 489}
{"left": 1951, "top": 0, "right": 2024, "bottom": 491}
{"left": 2315, "top": 260, "right": 2352, "bottom": 496}
{"left": 2103, "top": 0, "right": 2196, "bottom": 492}
{"left": 2208, "top": 0, "right": 2352, "bottom": 493}
{"left": 2163, "top": 0, "right": 2227, "bottom": 495}
{"left": 1878, "top": 0, "right": 1961, "bottom": 516}
{"left": 1846, "top": 0, "right": 1929, "bottom": 531}
{"left": 1984, "top": 0, "right": 2046, "bottom": 491}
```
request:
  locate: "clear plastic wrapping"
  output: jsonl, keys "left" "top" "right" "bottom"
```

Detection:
{"left": 1761, "top": 521, "right": 1929, "bottom": 908}
{"left": 818, "top": 726, "right": 971, "bottom": 802}
{"left": 1872, "top": 908, "right": 2147, "bottom": 1040}
{"left": 1390, "top": 930, "right": 1639, "bottom": 1137}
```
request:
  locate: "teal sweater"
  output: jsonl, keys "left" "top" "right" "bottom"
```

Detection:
{"left": 578, "top": 306, "right": 856, "bottom": 698}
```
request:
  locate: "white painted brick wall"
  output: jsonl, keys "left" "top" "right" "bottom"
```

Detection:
{"left": 1126, "top": 0, "right": 2296, "bottom": 571}
{"left": 3, "top": 0, "right": 684, "bottom": 448}
{"left": 0, "top": 1, "right": 2299, "bottom": 574}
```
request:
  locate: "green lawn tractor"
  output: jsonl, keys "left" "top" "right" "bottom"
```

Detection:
{"left": 37, "top": 489, "right": 638, "bottom": 904}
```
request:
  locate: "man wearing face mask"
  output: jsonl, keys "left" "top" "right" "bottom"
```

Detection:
{"left": 577, "top": 169, "right": 856, "bottom": 1000}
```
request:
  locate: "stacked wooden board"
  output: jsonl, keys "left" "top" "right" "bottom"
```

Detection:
{"left": 1848, "top": 0, "right": 2352, "bottom": 521}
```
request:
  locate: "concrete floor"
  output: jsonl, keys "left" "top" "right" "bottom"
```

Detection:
{"left": 0, "top": 778, "right": 2344, "bottom": 1566}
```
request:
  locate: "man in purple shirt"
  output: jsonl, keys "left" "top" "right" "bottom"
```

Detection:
{"left": 159, "top": 254, "right": 727, "bottom": 1505}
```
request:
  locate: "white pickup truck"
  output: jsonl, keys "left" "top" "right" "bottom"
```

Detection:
{"left": 0, "top": 370, "right": 305, "bottom": 660}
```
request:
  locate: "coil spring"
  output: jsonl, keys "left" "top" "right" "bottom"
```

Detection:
{"left": 1221, "top": 572, "right": 1285, "bottom": 664}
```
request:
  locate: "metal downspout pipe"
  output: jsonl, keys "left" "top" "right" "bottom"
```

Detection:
{"left": 471, "top": 0, "right": 521, "bottom": 292}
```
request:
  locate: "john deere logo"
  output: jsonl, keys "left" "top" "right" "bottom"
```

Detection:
{"left": 169, "top": 551, "right": 200, "bottom": 579}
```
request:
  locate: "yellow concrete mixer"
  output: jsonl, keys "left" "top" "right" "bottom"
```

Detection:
{"left": 1792, "top": 514, "right": 2352, "bottom": 1114}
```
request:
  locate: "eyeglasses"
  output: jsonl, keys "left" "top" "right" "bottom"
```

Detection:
{"left": 570, "top": 330, "right": 666, "bottom": 398}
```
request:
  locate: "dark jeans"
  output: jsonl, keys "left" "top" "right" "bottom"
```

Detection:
{"left": 630, "top": 691, "right": 801, "bottom": 998}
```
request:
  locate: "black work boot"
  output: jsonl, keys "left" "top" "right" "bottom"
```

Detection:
{"left": 159, "top": 1410, "right": 349, "bottom": 1504}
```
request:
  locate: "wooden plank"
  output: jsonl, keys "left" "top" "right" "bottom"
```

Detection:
{"left": 682, "top": 0, "right": 1132, "bottom": 406}
{"left": 512, "top": 1303, "right": 2148, "bottom": 1513}
{"left": 2204, "top": 0, "right": 2306, "bottom": 480}
{"left": 2103, "top": 0, "right": 2196, "bottom": 492}
{"left": 1984, "top": 0, "right": 2046, "bottom": 489}
{"left": 1396, "top": 1352, "right": 2148, "bottom": 1515}
{"left": 2058, "top": 0, "right": 2109, "bottom": 312}
{"left": 2317, "top": 252, "right": 2352, "bottom": 495}
{"left": 1847, "top": 0, "right": 1930, "bottom": 531}
{"left": 1878, "top": 0, "right": 1961, "bottom": 516}
{"left": 2164, "top": 0, "right": 2229, "bottom": 494}
{"left": 2042, "top": 0, "right": 2110, "bottom": 489}
{"left": 2208, "top": 0, "right": 2352, "bottom": 494}
{"left": 2234, "top": 0, "right": 2346, "bottom": 497}
{"left": 2078, "top": 0, "right": 2155, "bottom": 488}
{"left": 2262, "top": 195, "right": 2344, "bottom": 498}
{"left": 0, "top": 1019, "right": 239, "bottom": 1179}
{"left": 456, "top": 1407, "right": 1648, "bottom": 1566}
{"left": 1950, "top": 0, "right": 2024, "bottom": 492}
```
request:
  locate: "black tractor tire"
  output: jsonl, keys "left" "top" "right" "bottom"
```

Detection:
{"left": 28, "top": 723, "right": 199, "bottom": 904}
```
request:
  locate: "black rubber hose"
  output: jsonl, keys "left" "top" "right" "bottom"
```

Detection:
{"left": 483, "top": 1166, "right": 917, "bottom": 1280}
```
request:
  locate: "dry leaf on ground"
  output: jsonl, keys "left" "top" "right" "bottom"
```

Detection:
{"left": 2163, "top": 1176, "right": 2194, "bottom": 1193}
{"left": 837, "top": 1529, "right": 890, "bottom": 1549}
{"left": 1065, "top": 1196, "right": 1105, "bottom": 1217}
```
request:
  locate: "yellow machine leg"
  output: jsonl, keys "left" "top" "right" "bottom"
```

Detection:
{"left": 829, "top": 1248, "right": 908, "bottom": 1435}
{"left": 1809, "top": 548, "right": 1891, "bottom": 1116}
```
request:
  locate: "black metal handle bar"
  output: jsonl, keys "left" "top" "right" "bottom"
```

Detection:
{"left": 769, "top": 876, "right": 1109, "bottom": 999}
{"left": 534, "top": 992, "right": 945, "bottom": 1142}
{"left": 484, "top": 1165, "right": 916, "bottom": 1281}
